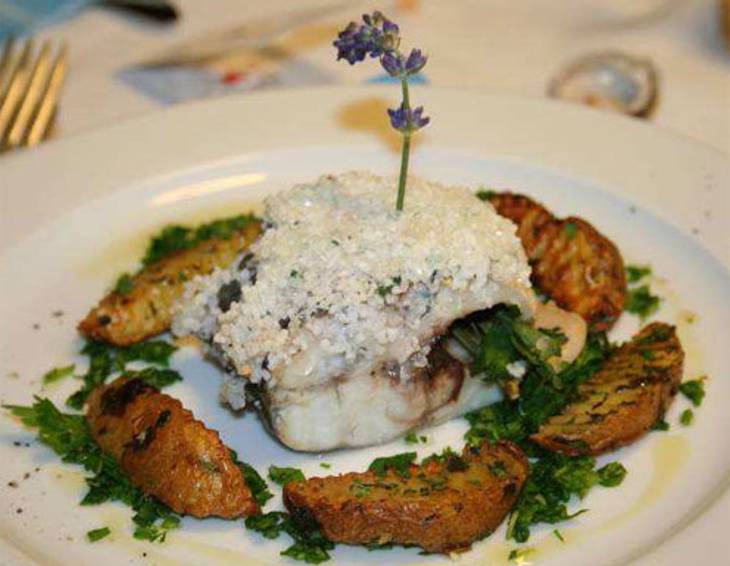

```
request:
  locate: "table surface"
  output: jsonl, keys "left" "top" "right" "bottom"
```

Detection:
{"left": 13, "top": 0, "right": 730, "bottom": 154}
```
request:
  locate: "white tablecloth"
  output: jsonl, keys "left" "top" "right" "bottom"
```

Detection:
{"left": 32, "top": 0, "right": 730, "bottom": 153}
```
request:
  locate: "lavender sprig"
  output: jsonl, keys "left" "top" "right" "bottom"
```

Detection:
{"left": 334, "top": 11, "right": 429, "bottom": 211}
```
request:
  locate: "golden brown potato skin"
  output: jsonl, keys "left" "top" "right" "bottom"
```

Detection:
{"left": 283, "top": 441, "right": 528, "bottom": 554}
{"left": 79, "top": 222, "right": 261, "bottom": 346}
{"left": 487, "top": 192, "right": 626, "bottom": 331}
{"left": 531, "top": 322, "right": 684, "bottom": 456}
{"left": 86, "top": 376, "right": 258, "bottom": 518}
{"left": 487, "top": 192, "right": 555, "bottom": 254}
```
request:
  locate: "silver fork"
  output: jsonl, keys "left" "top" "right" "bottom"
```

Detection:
{"left": 0, "top": 38, "right": 67, "bottom": 153}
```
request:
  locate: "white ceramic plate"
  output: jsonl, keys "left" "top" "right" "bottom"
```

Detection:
{"left": 1, "top": 87, "right": 729, "bottom": 566}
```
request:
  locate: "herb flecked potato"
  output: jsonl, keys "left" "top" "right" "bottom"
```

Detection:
{"left": 86, "top": 375, "right": 259, "bottom": 518}
{"left": 531, "top": 322, "right": 684, "bottom": 455}
{"left": 486, "top": 192, "right": 627, "bottom": 331}
{"left": 79, "top": 221, "right": 261, "bottom": 346}
{"left": 283, "top": 441, "right": 528, "bottom": 554}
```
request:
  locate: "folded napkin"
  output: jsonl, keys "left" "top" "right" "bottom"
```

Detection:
{"left": 0, "top": 0, "right": 90, "bottom": 40}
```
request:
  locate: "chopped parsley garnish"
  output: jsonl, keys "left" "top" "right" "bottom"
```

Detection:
{"left": 113, "top": 273, "right": 134, "bottom": 295}
{"left": 368, "top": 452, "right": 417, "bottom": 478}
{"left": 42, "top": 364, "right": 75, "bottom": 385}
{"left": 115, "top": 340, "right": 177, "bottom": 368}
{"left": 597, "top": 462, "right": 627, "bottom": 487}
{"left": 4, "top": 398, "right": 180, "bottom": 542}
{"left": 269, "top": 465, "right": 306, "bottom": 486}
{"left": 66, "top": 339, "right": 178, "bottom": 410}
{"left": 563, "top": 222, "right": 578, "bottom": 240}
{"left": 679, "top": 378, "right": 706, "bottom": 407}
{"left": 625, "top": 285, "right": 661, "bottom": 320}
{"left": 142, "top": 213, "right": 259, "bottom": 267}
{"left": 87, "top": 527, "right": 111, "bottom": 542}
{"left": 349, "top": 479, "right": 372, "bottom": 498}
{"left": 404, "top": 431, "right": 427, "bottom": 444}
{"left": 376, "top": 275, "right": 403, "bottom": 298}
{"left": 508, "top": 547, "right": 534, "bottom": 561}
{"left": 375, "top": 284, "right": 393, "bottom": 297}
{"left": 553, "top": 529, "right": 564, "bottom": 542}
{"left": 451, "top": 305, "right": 573, "bottom": 394}
{"left": 651, "top": 418, "right": 670, "bottom": 432}
{"left": 625, "top": 264, "right": 652, "bottom": 284}
{"left": 125, "top": 367, "right": 182, "bottom": 390}
{"left": 680, "top": 409, "right": 694, "bottom": 426}
{"left": 475, "top": 188, "right": 496, "bottom": 201}
{"left": 229, "top": 451, "right": 273, "bottom": 507}
{"left": 319, "top": 462, "right": 331, "bottom": 469}
{"left": 507, "top": 450, "right": 626, "bottom": 543}
{"left": 454, "top": 306, "right": 623, "bottom": 542}
{"left": 245, "top": 511, "right": 334, "bottom": 564}
{"left": 462, "top": 310, "right": 610, "bottom": 446}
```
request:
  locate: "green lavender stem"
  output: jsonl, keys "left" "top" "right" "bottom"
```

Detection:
{"left": 395, "top": 77, "right": 411, "bottom": 212}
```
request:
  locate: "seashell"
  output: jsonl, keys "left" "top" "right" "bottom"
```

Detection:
{"left": 548, "top": 51, "right": 658, "bottom": 118}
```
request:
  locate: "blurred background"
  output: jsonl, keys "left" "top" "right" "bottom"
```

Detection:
{"left": 0, "top": 0, "right": 728, "bottom": 153}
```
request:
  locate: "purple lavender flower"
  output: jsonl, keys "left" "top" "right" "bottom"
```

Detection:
{"left": 388, "top": 104, "right": 430, "bottom": 132}
{"left": 380, "top": 51, "right": 403, "bottom": 77}
{"left": 334, "top": 12, "right": 400, "bottom": 64}
{"left": 333, "top": 22, "right": 378, "bottom": 64}
{"left": 404, "top": 49, "right": 427, "bottom": 75}
{"left": 334, "top": 12, "right": 429, "bottom": 211}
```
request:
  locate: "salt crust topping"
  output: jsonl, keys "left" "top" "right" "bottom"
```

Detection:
{"left": 173, "top": 172, "right": 534, "bottom": 389}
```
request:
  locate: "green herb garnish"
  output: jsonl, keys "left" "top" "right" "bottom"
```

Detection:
{"left": 625, "top": 285, "right": 660, "bottom": 320}
{"left": 368, "top": 452, "right": 417, "bottom": 478}
{"left": 461, "top": 309, "right": 610, "bottom": 446}
{"left": 508, "top": 547, "right": 534, "bottom": 561}
{"left": 651, "top": 419, "right": 670, "bottom": 432}
{"left": 404, "top": 431, "right": 427, "bottom": 444}
{"left": 507, "top": 450, "right": 626, "bottom": 543}
{"left": 563, "top": 222, "right": 578, "bottom": 240}
{"left": 597, "top": 462, "right": 627, "bottom": 487}
{"left": 66, "top": 339, "right": 178, "bottom": 410}
{"left": 476, "top": 189, "right": 496, "bottom": 201}
{"left": 125, "top": 367, "right": 182, "bottom": 390}
{"left": 451, "top": 305, "right": 572, "bottom": 393}
{"left": 229, "top": 451, "right": 273, "bottom": 507}
{"left": 455, "top": 306, "right": 622, "bottom": 542}
{"left": 349, "top": 479, "right": 372, "bottom": 498}
{"left": 625, "top": 264, "right": 651, "bottom": 284}
{"left": 679, "top": 379, "right": 705, "bottom": 407}
{"left": 115, "top": 340, "right": 177, "bottom": 368}
{"left": 142, "top": 214, "right": 259, "bottom": 267}
{"left": 245, "top": 511, "right": 334, "bottom": 564}
{"left": 680, "top": 409, "right": 694, "bottom": 426}
{"left": 268, "top": 465, "right": 306, "bottom": 486}
{"left": 86, "top": 527, "right": 111, "bottom": 542}
{"left": 42, "top": 364, "right": 75, "bottom": 385}
{"left": 113, "top": 273, "right": 134, "bottom": 295}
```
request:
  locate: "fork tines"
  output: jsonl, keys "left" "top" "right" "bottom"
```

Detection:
{"left": 0, "top": 38, "right": 67, "bottom": 153}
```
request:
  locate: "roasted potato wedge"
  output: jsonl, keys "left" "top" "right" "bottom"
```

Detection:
{"left": 531, "top": 323, "right": 684, "bottom": 456}
{"left": 86, "top": 376, "right": 259, "bottom": 518}
{"left": 79, "top": 222, "right": 261, "bottom": 346}
{"left": 486, "top": 191, "right": 555, "bottom": 255}
{"left": 283, "top": 441, "right": 528, "bottom": 554}
{"left": 529, "top": 217, "right": 627, "bottom": 331}
{"left": 487, "top": 193, "right": 626, "bottom": 331}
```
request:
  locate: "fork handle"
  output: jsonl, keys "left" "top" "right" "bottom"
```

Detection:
{"left": 99, "top": 0, "right": 179, "bottom": 23}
